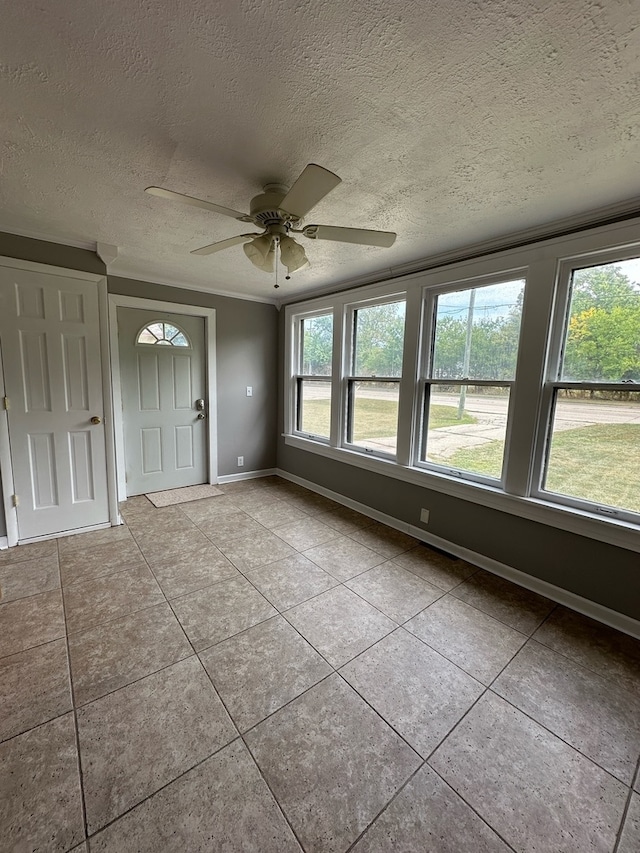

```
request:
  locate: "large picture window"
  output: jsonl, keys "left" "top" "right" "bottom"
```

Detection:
{"left": 420, "top": 278, "right": 524, "bottom": 481}
{"left": 539, "top": 257, "right": 640, "bottom": 518}
{"left": 345, "top": 299, "right": 406, "bottom": 457}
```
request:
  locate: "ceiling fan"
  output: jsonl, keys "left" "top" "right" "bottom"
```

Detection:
{"left": 145, "top": 164, "right": 396, "bottom": 278}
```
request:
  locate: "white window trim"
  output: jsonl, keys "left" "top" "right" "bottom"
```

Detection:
{"left": 283, "top": 218, "right": 640, "bottom": 554}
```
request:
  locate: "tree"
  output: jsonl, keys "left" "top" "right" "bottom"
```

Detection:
{"left": 354, "top": 301, "right": 406, "bottom": 376}
{"left": 564, "top": 265, "right": 640, "bottom": 381}
{"left": 302, "top": 314, "right": 333, "bottom": 374}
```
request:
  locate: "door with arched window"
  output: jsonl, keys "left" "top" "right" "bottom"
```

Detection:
{"left": 117, "top": 308, "right": 207, "bottom": 495}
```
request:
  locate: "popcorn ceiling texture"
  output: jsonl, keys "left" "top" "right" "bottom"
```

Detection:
{"left": 0, "top": 0, "right": 639, "bottom": 299}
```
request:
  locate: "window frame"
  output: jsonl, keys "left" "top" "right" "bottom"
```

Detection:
{"left": 282, "top": 219, "right": 640, "bottom": 552}
{"left": 342, "top": 292, "right": 408, "bottom": 460}
{"left": 290, "top": 308, "right": 335, "bottom": 444}
{"left": 530, "top": 249, "right": 640, "bottom": 524}
{"left": 414, "top": 272, "right": 527, "bottom": 487}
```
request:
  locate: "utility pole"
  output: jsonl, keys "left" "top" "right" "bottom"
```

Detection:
{"left": 457, "top": 288, "right": 476, "bottom": 419}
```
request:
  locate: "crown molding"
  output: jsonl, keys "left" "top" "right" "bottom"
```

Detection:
{"left": 107, "top": 270, "right": 278, "bottom": 305}
{"left": 0, "top": 224, "right": 97, "bottom": 251}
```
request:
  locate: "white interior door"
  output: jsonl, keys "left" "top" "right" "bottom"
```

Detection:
{"left": 118, "top": 308, "right": 208, "bottom": 495}
{"left": 0, "top": 267, "right": 110, "bottom": 540}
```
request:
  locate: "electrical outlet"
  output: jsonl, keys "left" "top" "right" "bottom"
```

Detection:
{"left": 420, "top": 508, "right": 430, "bottom": 524}
{"left": 237, "top": 456, "right": 244, "bottom": 467}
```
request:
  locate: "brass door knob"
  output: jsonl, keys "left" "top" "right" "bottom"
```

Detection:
{"left": 90, "top": 416, "right": 102, "bottom": 425}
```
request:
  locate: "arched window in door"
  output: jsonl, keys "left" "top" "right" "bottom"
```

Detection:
{"left": 136, "top": 321, "right": 191, "bottom": 347}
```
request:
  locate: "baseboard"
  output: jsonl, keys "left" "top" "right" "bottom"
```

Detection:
{"left": 217, "top": 468, "right": 278, "bottom": 484}
{"left": 0, "top": 535, "right": 8, "bottom": 550}
{"left": 276, "top": 469, "right": 640, "bottom": 641}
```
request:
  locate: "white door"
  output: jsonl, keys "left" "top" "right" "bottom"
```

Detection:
{"left": 0, "top": 267, "right": 110, "bottom": 540}
{"left": 118, "top": 308, "right": 208, "bottom": 496}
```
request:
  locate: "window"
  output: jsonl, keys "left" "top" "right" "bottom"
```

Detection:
{"left": 137, "top": 322, "right": 190, "bottom": 347}
{"left": 538, "top": 257, "right": 640, "bottom": 518}
{"left": 345, "top": 298, "right": 406, "bottom": 457}
{"left": 295, "top": 313, "right": 333, "bottom": 439}
{"left": 420, "top": 278, "right": 524, "bottom": 481}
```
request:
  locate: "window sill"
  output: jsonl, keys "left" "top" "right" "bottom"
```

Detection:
{"left": 283, "top": 433, "right": 640, "bottom": 553}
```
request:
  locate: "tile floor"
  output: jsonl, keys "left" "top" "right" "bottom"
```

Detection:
{"left": 1, "top": 475, "right": 639, "bottom": 852}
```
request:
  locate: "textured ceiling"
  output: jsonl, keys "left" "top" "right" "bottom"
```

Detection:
{"left": 1, "top": 0, "right": 639, "bottom": 302}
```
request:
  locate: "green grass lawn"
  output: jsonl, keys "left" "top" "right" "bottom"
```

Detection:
{"left": 445, "top": 423, "right": 640, "bottom": 513}
{"left": 300, "top": 399, "right": 476, "bottom": 440}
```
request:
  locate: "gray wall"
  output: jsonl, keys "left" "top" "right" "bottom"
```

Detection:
{"left": 276, "top": 311, "right": 640, "bottom": 622}
{"left": 109, "top": 277, "right": 278, "bottom": 476}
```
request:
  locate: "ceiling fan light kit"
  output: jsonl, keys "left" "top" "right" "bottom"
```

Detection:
{"left": 145, "top": 163, "right": 397, "bottom": 281}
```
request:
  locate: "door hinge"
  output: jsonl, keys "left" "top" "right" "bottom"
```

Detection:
{"left": 2, "top": 396, "right": 8, "bottom": 411}
{"left": 12, "top": 494, "right": 19, "bottom": 507}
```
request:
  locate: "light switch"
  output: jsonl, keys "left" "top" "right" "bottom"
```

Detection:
{"left": 246, "top": 386, "right": 253, "bottom": 397}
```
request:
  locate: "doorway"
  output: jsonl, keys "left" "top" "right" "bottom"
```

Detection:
{"left": 109, "top": 296, "right": 217, "bottom": 500}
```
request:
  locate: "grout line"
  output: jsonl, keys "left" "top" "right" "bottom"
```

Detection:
{"left": 58, "top": 541, "right": 90, "bottom": 847}
{"left": 613, "top": 757, "right": 640, "bottom": 852}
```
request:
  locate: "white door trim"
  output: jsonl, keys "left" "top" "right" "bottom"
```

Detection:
{"left": 108, "top": 295, "right": 218, "bottom": 501}
{"left": 0, "top": 256, "right": 115, "bottom": 543}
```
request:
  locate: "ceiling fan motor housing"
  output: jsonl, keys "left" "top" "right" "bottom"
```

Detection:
{"left": 249, "top": 184, "right": 301, "bottom": 230}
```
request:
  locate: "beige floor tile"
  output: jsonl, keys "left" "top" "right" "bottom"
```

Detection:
{"left": 246, "top": 553, "right": 338, "bottom": 611}
{"left": 533, "top": 606, "right": 640, "bottom": 687}
{"left": 124, "top": 505, "right": 189, "bottom": 533}
{"left": 285, "top": 586, "right": 396, "bottom": 667}
{"left": 218, "top": 530, "right": 297, "bottom": 571}
{"left": 79, "top": 656, "right": 236, "bottom": 833}
{"left": 405, "top": 595, "right": 527, "bottom": 684}
{"left": 451, "top": 569, "right": 555, "bottom": 634}
{"left": 59, "top": 539, "right": 146, "bottom": 586}
{"left": 246, "top": 674, "right": 421, "bottom": 853}
{"left": 0, "top": 553, "right": 60, "bottom": 602}
{"left": 200, "top": 616, "right": 332, "bottom": 732}
{"left": 246, "top": 501, "right": 310, "bottom": 529}
{"left": 346, "top": 562, "right": 444, "bottom": 623}
{"left": 273, "top": 517, "right": 340, "bottom": 551}
{"left": 351, "top": 764, "right": 511, "bottom": 853}
{"left": 0, "top": 638, "right": 72, "bottom": 743}
{"left": 341, "top": 628, "right": 483, "bottom": 758}
{"left": 618, "top": 793, "right": 640, "bottom": 853}
{"left": 430, "top": 692, "right": 627, "bottom": 853}
{"left": 0, "top": 589, "right": 66, "bottom": 658}
{"left": 63, "top": 564, "right": 164, "bottom": 634}
{"left": 349, "top": 523, "right": 418, "bottom": 559}
{"left": 58, "top": 525, "right": 133, "bottom": 555}
{"left": 69, "top": 602, "right": 192, "bottom": 706}
{"left": 392, "top": 545, "right": 477, "bottom": 590}
{"left": 178, "top": 495, "right": 238, "bottom": 523}
{"left": 493, "top": 639, "right": 640, "bottom": 784}
{"left": 315, "top": 506, "right": 375, "bottom": 535}
{"left": 172, "top": 575, "right": 276, "bottom": 651}
{"left": 0, "top": 713, "right": 84, "bottom": 852}
{"left": 280, "top": 492, "right": 340, "bottom": 515}
{"left": 90, "top": 739, "right": 301, "bottom": 852}
{"left": 132, "top": 523, "right": 205, "bottom": 559}
{"left": 303, "top": 536, "right": 385, "bottom": 581}
{"left": 0, "top": 539, "right": 57, "bottom": 567}
{"left": 144, "top": 541, "right": 239, "bottom": 599}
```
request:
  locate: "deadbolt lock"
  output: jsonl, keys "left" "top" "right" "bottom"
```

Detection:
{"left": 195, "top": 399, "right": 206, "bottom": 411}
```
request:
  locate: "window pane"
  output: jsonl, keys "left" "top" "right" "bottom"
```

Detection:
{"left": 423, "top": 385, "right": 510, "bottom": 479}
{"left": 349, "top": 381, "right": 399, "bottom": 454}
{"left": 301, "top": 315, "right": 333, "bottom": 375}
{"left": 431, "top": 280, "right": 524, "bottom": 380}
{"left": 353, "top": 301, "right": 406, "bottom": 377}
{"left": 298, "top": 380, "right": 331, "bottom": 438}
{"left": 137, "top": 329, "right": 157, "bottom": 344}
{"left": 543, "top": 390, "right": 640, "bottom": 513}
{"left": 561, "top": 258, "right": 640, "bottom": 382}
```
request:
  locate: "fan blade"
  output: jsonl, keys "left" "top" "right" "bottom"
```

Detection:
{"left": 145, "top": 187, "right": 249, "bottom": 220}
{"left": 303, "top": 224, "right": 396, "bottom": 248}
{"left": 190, "top": 234, "right": 260, "bottom": 256}
{"left": 279, "top": 164, "right": 341, "bottom": 219}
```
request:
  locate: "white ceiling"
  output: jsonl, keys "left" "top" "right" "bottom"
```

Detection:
{"left": 1, "top": 0, "right": 639, "bottom": 302}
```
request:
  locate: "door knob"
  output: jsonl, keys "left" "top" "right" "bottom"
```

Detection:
{"left": 90, "top": 416, "right": 102, "bottom": 425}
{"left": 197, "top": 412, "right": 206, "bottom": 420}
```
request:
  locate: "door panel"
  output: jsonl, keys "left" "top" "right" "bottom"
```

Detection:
{"left": 118, "top": 308, "right": 207, "bottom": 495}
{"left": 0, "top": 267, "right": 110, "bottom": 539}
